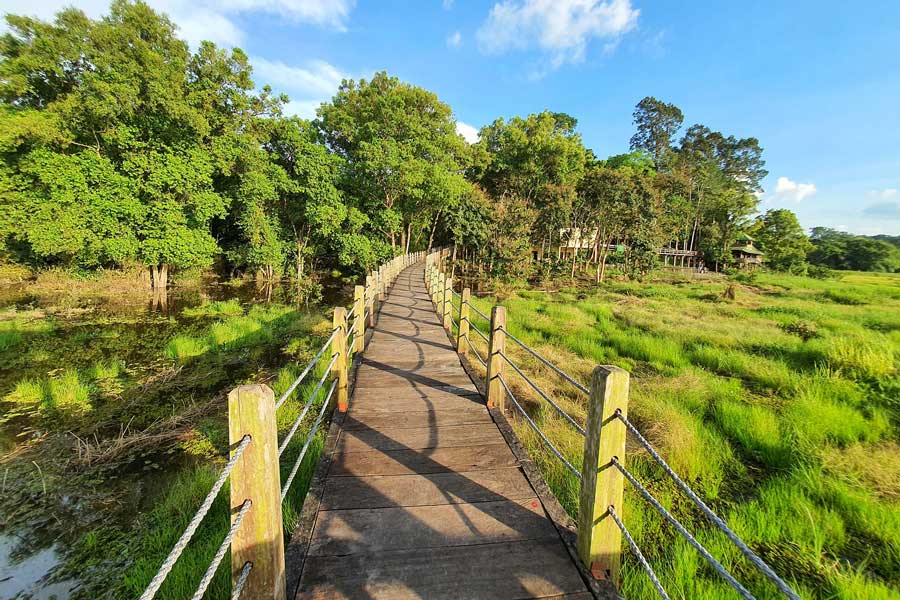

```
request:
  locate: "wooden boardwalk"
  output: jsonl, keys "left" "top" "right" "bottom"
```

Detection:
{"left": 290, "top": 263, "right": 591, "bottom": 600}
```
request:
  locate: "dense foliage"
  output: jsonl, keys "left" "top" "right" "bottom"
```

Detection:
{"left": 1, "top": 1, "right": 894, "bottom": 291}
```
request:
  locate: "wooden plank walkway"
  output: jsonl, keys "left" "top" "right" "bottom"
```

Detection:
{"left": 292, "top": 262, "right": 591, "bottom": 600}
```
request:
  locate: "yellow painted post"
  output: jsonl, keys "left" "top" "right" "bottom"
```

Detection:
{"left": 443, "top": 276, "right": 452, "bottom": 331}
{"left": 485, "top": 306, "right": 507, "bottom": 410}
{"left": 577, "top": 366, "right": 630, "bottom": 583}
{"left": 331, "top": 307, "right": 348, "bottom": 412}
{"left": 458, "top": 288, "right": 470, "bottom": 355}
{"left": 366, "top": 275, "right": 375, "bottom": 328}
{"left": 353, "top": 285, "right": 365, "bottom": 353}
{"left": 228, "top": 384, "right": 286, "bottom": 600}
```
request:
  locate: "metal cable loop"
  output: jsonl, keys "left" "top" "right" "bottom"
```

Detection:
{"left": 281, "top": 379, "right": 337, "bottom": 500}
{"left": 498, "top": 351, "right": 585, "bottom": 437}
{"left": 608, "top": 505, "right": 670, "bottom": 600}
{"left": 230, "top": 562, "right": 252, "bottom": 600}
{"left": 499, "top": 327, "right": 589, "bottom": 396}
{"left": 275, "top": 329, "right": 339, "bottom": 411}
{"left": 611, "top": 458, "right": 754, "bottom": 599}
{"left": 497, "top": 376, "right": 581, "bottom": 479}
{"left": 278, "top": 353, "right": 339, "bottom": 457}
{"left": 140, "top": 435, "right": 251, "bottom": 600}
{"left": 191, "top": 499, "right": 252, "bottom": 600}
{"left": 466, "top": 302, "right": 490, "bottom": 321}
{"left": 615, "top": 411, "right": 801, "bottom": 600}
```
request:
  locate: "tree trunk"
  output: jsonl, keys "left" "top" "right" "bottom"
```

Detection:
{"left": 405, "top": 222, "right": 412, "bottom": 254}
{"left": 151, "top": 263, "right": 168, "bottom": 290}
{"left": 427, "top": 209, "right": 443, "bottom": 251}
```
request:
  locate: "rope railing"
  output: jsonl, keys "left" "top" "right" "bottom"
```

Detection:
{"left": 278, "top": 353, "right": 339, "bottom": 457}
{"left": 608, "top": 506, "right": 670, "bottom": 600}
{"left": 191, "top": 499, "right": 252, "bottom": 600}
{"left": 230, "top": 562, "right": 252, "bottom": 599}
{"left": 140, "top": 435, "right": 251, "bottom": 600}
{"left": 425, "top": 248, "right": 800, "bottom": 599}
{"left": 615, "top": 410, "right": 800, "bottom": 600}
{"left": 497, "top": 375, "right": 581, "bottom": 479}
{"left": 498, "top": 350, "right": 585, "bottom": 437}
{"left": 275, "top": 328, "right": 339, "bottom": 411}
{"left": 500, "top": 327, "right": 590, "bottom": 396}
{"left": 281, "top": 379, "right": 338, "bottom": 500}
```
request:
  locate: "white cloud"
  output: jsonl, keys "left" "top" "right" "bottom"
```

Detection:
{"left": 251, "top": 57, "right": 349, "bottom": 118}
{"left": 447, "top": 30, "right": 462, "bottom": 48}
{"left": 456, "top": 121, "right": 479, "bottom": 144}
{"left": 442, "top": 0, "right": 455, "bottom": 8}
{"left": 476, "top": 0, "right": 639, "bottom": 68}
{"left": 0, "top": 0, "right": 355, "bottom": 47}
{"left": 774, "top": 176, "right": 817, "bottom": 202}
{"left": 868, "top": 188, "right": 898, "bottom": 199}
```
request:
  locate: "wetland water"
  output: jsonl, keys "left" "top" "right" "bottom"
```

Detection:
{"left": 0, "top": 277, "right": 338, "bottom": 598}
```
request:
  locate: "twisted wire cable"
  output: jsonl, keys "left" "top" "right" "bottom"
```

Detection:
{"left": 278, "top": 353, "right": 338, "bottom": 457}
{"left": 467, "top": 322, "right": 490, "bottom": 343}
{"left": 611, "top": 458, "right": 754, "bottom": 599}
{"left": 615, "top": 411, "right": 801, "bottom": 600}
{"left": 467, "top": 302, "right": 490, "bottom": 321}
{"left": 281, "top": 379, "right": 337, "bottom": 500}
{"left": 500, "top": 327, "right": 590, "bottom": 396}
{"left": 140, "top": 435, "right": 251, "bottom": 600}
{"left": 191, "top": 499, "right": 252, "bottom": 600}
{"left": 498, "top": 351, "right": 585, "bottom": 436}
{"left": 608, "top": 505, "right": 670, "bottom": 600}
{"left": 465, "top": 336, "right": 487, "bottom": 367}
{"left": 275, "top": 329, "right": 338, "bottom": 411}
{"left": 497, "top": 375, "right": 581, "bottom": 479}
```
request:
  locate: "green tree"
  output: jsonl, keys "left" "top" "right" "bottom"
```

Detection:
{"left": 629, "top": 96, "right": 684, "bottom": 168}
{"left": 316, "top": 72, "right": 470, "bottom": 252}
{"left": 752, "top": 209, "right": 812, "bottom": 272}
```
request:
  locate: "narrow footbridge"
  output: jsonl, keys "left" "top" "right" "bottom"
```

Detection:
{"left": 141, "top": 249, "right": 802, "bottom": 600}
{"left": 288, "top": 262, "right": 590, "bottom": 599}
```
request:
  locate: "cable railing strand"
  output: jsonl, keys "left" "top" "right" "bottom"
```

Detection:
{"left": 500, "top": 327, "right": 590, "bottom": 396}
{"left": 466, "top": 301, "right": 490, "bottom": 321}
{"left": 275, "top": 329, "right": 339, "bottom": 411}
{"left": 466, "top": 320, "right": 490, "bottom": 344}
{"left": 140, "top": 435, "right": 251, "bottom": 600}
{"left": 498, "top": 351, "right": 585, "bottom": 437}
{"left": 191, "top": 499, "right": 252, "bottom": 600}
{"left": 608, "top": 505, "right": 670, "bottom": 600}
{"left": 497, "top": 375, "right": 581, "bottom": 479}
{"left": 615, "top": 410, "right": 801, "bottom": 600}
{"left": 281, "top": 379, "right": 337, "bottom": 500}
{"left": 278, "top": 353, "right": 339, "bottom": 457}
{"left": 611, "top": 457, "right": 754, "bottom": 599}
{"left": 465, "top": 336, "right": 487, "bottom": 367}
{"left": 230, "top": 562, "right": 253, "bottom": 600}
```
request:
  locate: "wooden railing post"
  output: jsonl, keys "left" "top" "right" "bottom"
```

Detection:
{"left": 353, "top": 285, "right": 365, "bottom": 353}
{"left": 378, "top": 266, "right": 385, "bottom": 302}
{"left": 431, "top": 268, "right": 440, "bottom": 307}
{"left": 458, "top": 288, "right": 470, "bottom": 355}
{"left": 577, "top": 365, "right": 630, "bottom": 583}
{"left": 332, "top": 307, "right": 348, "bottom": 412}
{"left": 366, "top": 275, "right": 375, "bottom": 328}
{"left": 443, "top": 276, "right": 452, "bottom": 330}
{"left": 485, "top": 306, "right": 507, "bottom": 410}
{"left": 228, "top": 384, "right": 286, "bottom": 600}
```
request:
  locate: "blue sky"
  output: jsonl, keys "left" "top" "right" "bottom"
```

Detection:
{"left": 6, "top": 0, "right": 900, "bottom": 235}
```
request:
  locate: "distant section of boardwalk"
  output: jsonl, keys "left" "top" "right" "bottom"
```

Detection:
{"left": 291, "top": 262, "right": 591, "bottom": 600}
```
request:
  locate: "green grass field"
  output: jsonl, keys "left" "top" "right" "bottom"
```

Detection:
{"left": 455, "top": 271, "right": 899, "bottom": 599}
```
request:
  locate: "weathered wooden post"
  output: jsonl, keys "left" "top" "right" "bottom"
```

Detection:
{"left": 485, "top": 306, "right": 507, "bottom": 410}
{"left": 378, "top": 266, "right": 385, "bottom": 302}
{"left": 228, "top": 384, "right": 286, "bottom": 600}
{"left": 443, "top": 276, "right": 453, "bottom": 331}
{"left": 458, "top": 288, "right": 470, "bottom": 355}
{"left": 353, "top": 285, "right": 365, "bottom": 353}
{"left": 577, "top": 365, "right": 630, "bottom": 583}
{"left": 366, "top": 275, "right": 376, "bottom": 328}
{"left": 331, "top": 307, "right": 348, "bottom": 412}
{"left": 425, "top": 263, "right": 431, "bottom": 293}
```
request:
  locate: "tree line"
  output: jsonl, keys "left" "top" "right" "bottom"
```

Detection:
{"left": 1, "top": 2, "right": 894, "bottom": 291}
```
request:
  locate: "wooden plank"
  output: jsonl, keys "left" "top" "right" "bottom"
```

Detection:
{"left": 309, "top": 498, "right": 556, "bottom": 556}
{"left": 349, "top": 390, "right": 484, "bottom": 413}
{"left": 296, "top": 540, "right": 588, "bottom": 600}
{"left": 320, "top": 468, "right": 536, "bottom": 510}
{"left": 337, "top": 424, "right": 506, "bottom": 452}
{"left": 343, "top": 409, "right": 491, "bottom": 431}
{"left": 329, "top": 443, "right": 518, "bottom": 476}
